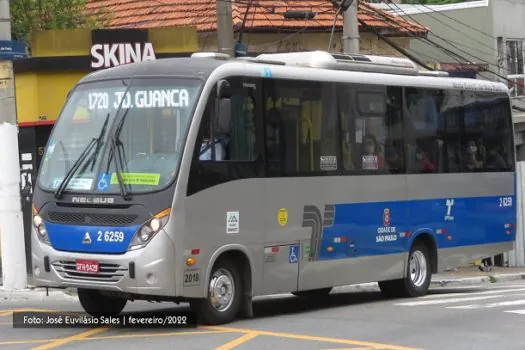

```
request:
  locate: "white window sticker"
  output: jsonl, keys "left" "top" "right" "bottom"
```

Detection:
{"left": 226, "top": 211, "right": 239, "bottom": 234}
{"left": 362, "top": 155, "right": 379, "bottom": 170}
{"left": 87, "top": 89, "right": 190, "bottom": 110}
{"left": 51, "top": 178, "right": 93, "bottom": 191}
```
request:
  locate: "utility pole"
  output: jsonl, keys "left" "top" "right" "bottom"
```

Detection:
{"left": 216, "top": 0, "right": 234, "bottom": 57}
{"left": 342, "top": 0, "right": 360, "bottom": 53}
{"left": 0, "top": 0, "right": 28, "bottom": 290}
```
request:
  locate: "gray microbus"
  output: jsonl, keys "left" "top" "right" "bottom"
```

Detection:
{"left": 31, "top": 51, "right": 516, "bottom": 325}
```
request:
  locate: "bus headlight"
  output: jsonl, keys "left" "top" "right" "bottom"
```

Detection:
{"left": 129, "top": 208, "right": 171, "bottom": 251}
{"left": 32, "top": 206, "right": 50, "bottom": 245}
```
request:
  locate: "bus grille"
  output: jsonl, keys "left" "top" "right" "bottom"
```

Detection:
{"left": 47, "top": 212, "right": 138, "bottom": 226}
{"left": 52, "top": 260, "right": 127, "bottom": 283}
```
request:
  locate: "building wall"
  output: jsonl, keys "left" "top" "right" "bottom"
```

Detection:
{"left": 395, "top": 5, "right": 497, "bottom": 77}
{"left": 491, "top": 0, "right": 525, "bottom": 40}
{"left": 199, "top": 32, "right": 412, "bottom": 57}
{"left": 15, "top": 71, "right": 88, "bottom": 125}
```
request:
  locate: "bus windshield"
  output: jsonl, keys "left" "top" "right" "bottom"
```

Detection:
{"left": 38, "top": 77, "right": 202, "bottom": 195}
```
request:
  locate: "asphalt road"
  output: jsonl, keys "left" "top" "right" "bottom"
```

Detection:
{"left": 1, "top": 281, "right": 525, "bottom": 350}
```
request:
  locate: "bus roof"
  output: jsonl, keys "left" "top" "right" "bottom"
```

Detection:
{"left": 79, "top": 52, "right": 509, "bottom": 95}
{"left": 80, "top": 57, "right": 227, "bottom": 84}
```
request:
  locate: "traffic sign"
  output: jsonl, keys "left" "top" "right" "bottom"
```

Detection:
{"left": 0, "top": 41, "right": 28, "bottom": 60}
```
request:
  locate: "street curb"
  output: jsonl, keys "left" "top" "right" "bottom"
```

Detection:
{"left": 430, "top": 273, "right": 525, "bottom": 287}
{"left": 0, "top": 287, "right": 78, "bottom": 302}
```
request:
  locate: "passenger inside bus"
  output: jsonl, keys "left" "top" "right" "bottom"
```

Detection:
{"left": 360, "top": 133, "right": 384, "bottom": 170}
{"left": 414, "top": 146, "right": 435, "bottom": 173}
{"left": 486, "top": 142, "right": 507, "bottom": 170}
{"left": 465, "top": 140, "right": 485, "bottom": 170}
{"left": 384, "top": 139, "right": 403, "bottom": 173}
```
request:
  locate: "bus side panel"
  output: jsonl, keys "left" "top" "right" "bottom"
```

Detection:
{"left": 262, "top": 176, "right": 408, "bottom": 293}
{"left": 407, "top": 172, "right": 516, "bottom": 271}
{"left": 182, "top": 178, "right": 265, "bottom": 298}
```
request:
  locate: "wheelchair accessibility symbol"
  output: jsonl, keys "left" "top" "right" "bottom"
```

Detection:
{"left": 97, "top": 173, "right": 111, "bottom": 192}
{"left": 289, "top": 244, "right": 299, "bottom": 264}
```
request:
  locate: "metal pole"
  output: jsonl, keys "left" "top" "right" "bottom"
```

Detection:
{"left": 0, "top": 0, "right": 28, "bottom": 289}
{"left": 342, "top": 0, "right": 359, "bottom": 53}
{"left": 216, "top": 0, "right": 234, "bottom": 57}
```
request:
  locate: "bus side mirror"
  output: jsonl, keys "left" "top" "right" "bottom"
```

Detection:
{"left": 216, "top": 98, "right": 231, "bottom": 135}
{"left": 215, "top": 79, "right": 232, "bottom": 135}
{"left": 217, "top": 79, "right": 232, "bottom": 98}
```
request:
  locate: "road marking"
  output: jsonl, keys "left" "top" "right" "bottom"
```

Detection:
{"left": 448, "top": 299, "right": 525, "bottom": 309}
{"left": 420, "top": 287, "right": 525, "bottom": 299}
{"left": 394, "top": 294, "right": 525, "bottom": 306}
{"left": 504, "top": 309, "right": 525, "bottom": 315}
{"left": 204, "top": 325, "right": 421, "bottom": 350}
{"left": 0, "top": 330, "right": 230, "bottom": 346}
{"left": 30, "top": 327, "right": 109, "bottom": 350}
{"left": 0, "top": 308, "right": 56, "bottom": 316}
{"left": 0, "top": 339, "right": 61, "bottom": 346}
{"left": 215, "top": 332, "right": 259, "bottom": 350}
{"left": 88, "top": 330, "right": 231, "bottom": 341}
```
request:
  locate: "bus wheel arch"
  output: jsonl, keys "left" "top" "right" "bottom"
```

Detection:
{"left": 191, "top": 246, "right": 253, "bottom": 325}
{"left": 379, "top": 233, "right": 436, "bottom": 298}
{"left": 410, "top": 232, "right": 438, "bottom": 274}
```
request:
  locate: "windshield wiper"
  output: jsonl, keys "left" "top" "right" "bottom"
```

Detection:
{"left": 54, "top": 138, "right": 97, "bottom": 199}
{"left": 54, "top": 113, "right": 111, "bottom": 199}
{"left": 105, "top": 108, "right": 131, "bottom": 201}
{"left": 89, "top": 113, "right": 111, "bottom": 171}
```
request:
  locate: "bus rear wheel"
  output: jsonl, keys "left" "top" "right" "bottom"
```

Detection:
{"left": 190, "top": 260, "right": 242, "bottom": 325}
{"left": 378, "top": 241, "right": 431, "bottom": 298}
{"left": 78, "top": 289, "right": 127, "bottom": 316}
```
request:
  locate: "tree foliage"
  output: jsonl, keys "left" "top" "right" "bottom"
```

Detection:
{"left": 10, "top": 0, "right": 109, "bottom": 46}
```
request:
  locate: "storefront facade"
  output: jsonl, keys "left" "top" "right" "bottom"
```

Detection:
{"left": 14, "top": 26, "right": 198, "bottom": 274}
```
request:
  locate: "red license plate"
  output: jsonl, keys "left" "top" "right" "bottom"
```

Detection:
{"left": 75, "top": 260, "right": 99, "bottom": 273}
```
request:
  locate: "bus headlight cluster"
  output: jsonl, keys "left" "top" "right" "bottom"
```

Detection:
{"left": 32, "top": 206, "right": 50, "bottom": 244}
{"left": 129, "top": 208, "right": 171, "bottom": 251}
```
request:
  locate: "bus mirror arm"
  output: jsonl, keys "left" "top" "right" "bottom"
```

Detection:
{"left": 215, "top": 97, "right": 232, "bottom": 135}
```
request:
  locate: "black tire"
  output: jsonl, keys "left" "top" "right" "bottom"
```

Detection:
{"left": 292, "top": 287, "right": 332, "bottom": 298}
{"left": 190, "top": 260, "right": 242, "bottom": 325}
{"left": 378, "top": 241, "right": 432, "bottom": 298}
{"left": 77, "top": 289, "right": 127, "bottom": 317}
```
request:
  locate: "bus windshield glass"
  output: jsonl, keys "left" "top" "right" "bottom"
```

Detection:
{"left": 38, "top": 77, "right": 202, "bottom": 195}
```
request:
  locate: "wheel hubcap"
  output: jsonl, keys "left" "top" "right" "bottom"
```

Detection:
{"left": 409, "top": 250, "right": 427, "bottom": 287}
{"left": 208, "top": 268, "right": 234, "bottom": 312}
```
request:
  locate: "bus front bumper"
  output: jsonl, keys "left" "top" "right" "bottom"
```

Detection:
{"left": 31, "top": 228, "right": 177, "bottom": 297}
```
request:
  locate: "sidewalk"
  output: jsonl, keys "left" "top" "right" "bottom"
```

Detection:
{"left": 431, "top": 265, "right": 525, "bottom": 287}
{"left": 1, "top": 266, "right": 525, "bottom": 302}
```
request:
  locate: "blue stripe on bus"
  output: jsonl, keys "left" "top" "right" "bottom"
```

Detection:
{"left": 45, "top": 222, "right": 139, "bottom": 254}
{"left": 318, "top": 195, "right": 516, "bottom": 260}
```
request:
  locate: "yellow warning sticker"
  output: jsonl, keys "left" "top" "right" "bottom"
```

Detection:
{"left": 278, "top": 208, "right": 288, "bottom": 226}
{"left": 110, "top": 173, "right": 160, "bottom": 186}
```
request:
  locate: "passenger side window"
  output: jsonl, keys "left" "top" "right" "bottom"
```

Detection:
{"left": 408, "top": 88, "right": 515, "bottom": 174}
{"left": 404, "top": 88, "right": 443, "bottom": 174}
{"left": 462, "top": 91, "right": 514, "bottom": 172}
{"left": 263, "top": 79, "right": 340, "bottom": 177}
{"left": 338, "top": 84, "right": 404, "bottom": 174}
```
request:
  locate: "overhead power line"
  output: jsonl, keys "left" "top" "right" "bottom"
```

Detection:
{"left": 368, "top": 3, "right": 524, "bottom": 88}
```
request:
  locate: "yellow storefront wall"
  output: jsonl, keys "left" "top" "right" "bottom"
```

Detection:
{"left": 16, "top": 71, "right": 89, "bottom": 125}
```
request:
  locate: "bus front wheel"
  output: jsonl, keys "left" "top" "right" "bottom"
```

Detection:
{"left": 78, "top": 289, "right": 127, "bottom": 316}
{"left": 378, "top": 241, "right": 431, "bottom": 298}
{"left": 190, "top": 260, "right": 242, "bottom": 325}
